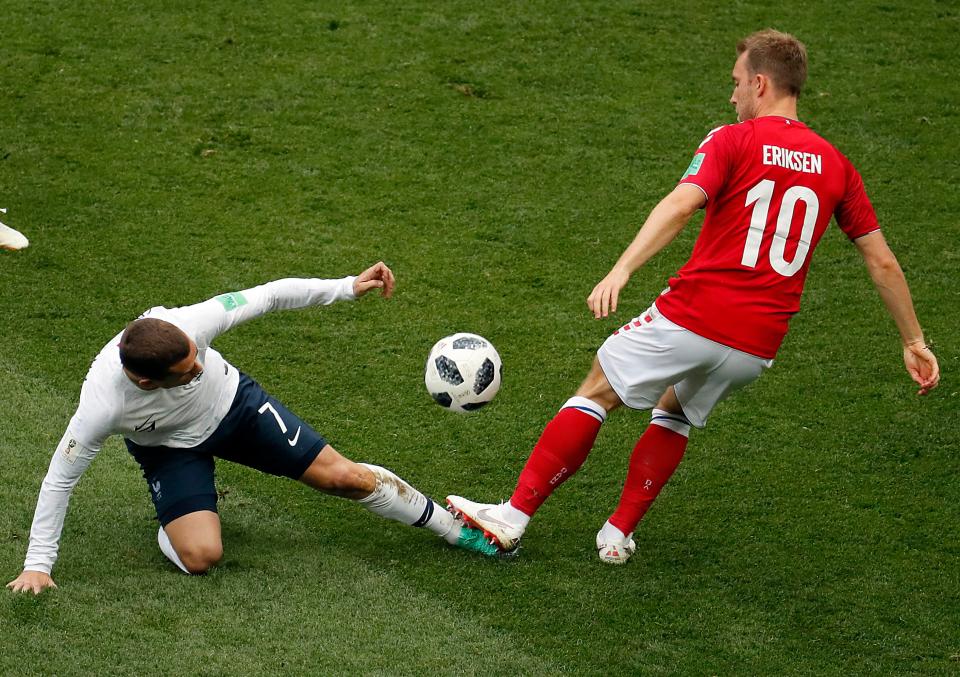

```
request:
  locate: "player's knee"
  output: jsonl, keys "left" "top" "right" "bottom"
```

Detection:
{"left": 321, "top": 462, "right": 375, "bottom": 495}
{"left": 301, "top": 450, "right": 376, "bottom": 496}
{"left": 178, "top": 541, "right": 223, "bottom": 574}
{"left": 575, "top": 374, "right": 621, "bottom": 411}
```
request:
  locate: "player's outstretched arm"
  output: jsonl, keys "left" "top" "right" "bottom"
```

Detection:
{"left": 854, "top": 231, "right": 940, "bottom": 395}
{"left": 7, "top": 570, "right": 56, "bottom": 595}
{"left": 12, "top": 429, "right": 102, "bottom": 593}
{"left": 587, "top": 184, "right": 705, "bottom": 318}
{"left": 353, "top": 261, "right": 395, "bottom": 299}
{"left": 177, "top": 265, "right": 395, "bottom": 347}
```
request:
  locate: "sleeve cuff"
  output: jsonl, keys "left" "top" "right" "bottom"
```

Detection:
{"left": 679, "top": 181, "right": 710, "bottom": 203}
{"left": 850, "top": 227, "right": 881, "bottom": 241}
{"left": 341, "top": 276, "right": 357, "bottom": 301}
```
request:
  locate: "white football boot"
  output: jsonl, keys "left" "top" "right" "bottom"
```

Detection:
{"left": 446, "top": 496, "right": 524, "bottom": 552}
{"left": 596, "top": 526, "right": 636, "bottom": 565}
{"left": 0, "top": 223, "right": 28, "bottom": 251}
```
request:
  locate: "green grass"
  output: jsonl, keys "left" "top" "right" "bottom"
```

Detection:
{"left": 2, "top": 1, "right": 958, "bottom": 674}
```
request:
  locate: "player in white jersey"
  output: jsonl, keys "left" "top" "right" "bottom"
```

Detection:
{"left": 8, "top": 262, "right": 496, "bottom": 595}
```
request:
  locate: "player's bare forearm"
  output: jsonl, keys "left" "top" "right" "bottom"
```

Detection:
{"left": 872, "top": 265, "right": 940, "bottom": 394}
{"left": 587, "top": 184, "right": 704, "bottom": 318}
{"left": 855, "top": 232, "right": 924, "bottom": 345}
{"left": 871, "top": 261, "right": 923, "bottom": 345}
{"left": 855, "top": 231, "right": 939, "bottom": 394}
{"left": 613, "top": 184, "right": 704, "bottom": 275}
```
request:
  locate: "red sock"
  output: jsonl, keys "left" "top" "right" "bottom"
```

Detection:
{"left": 509, "top": 404, "right": 603, "bottom": 516}
{"left": 608, "top": 422, "right": 689, "bottom": 535}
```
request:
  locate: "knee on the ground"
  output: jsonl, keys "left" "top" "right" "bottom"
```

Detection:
{"left": 177, "top": 541, "right": 223, "bottom": 574}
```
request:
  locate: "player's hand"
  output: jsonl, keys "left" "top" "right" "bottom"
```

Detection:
{"left": 6, "top": 570, "right": 57, "bottom": 595}
{"left": 353, "top": 261, "right": 395, "bottom": 299}
{"left": 903, "top": 342, "right": 939, "bottom": 396}
{"left": 587, "top": 267, "right": 631, "bottom": 319}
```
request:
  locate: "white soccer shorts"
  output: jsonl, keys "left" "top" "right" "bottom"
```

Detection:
{"left": 597, "top": 303, "right": 773, "bottom": 428}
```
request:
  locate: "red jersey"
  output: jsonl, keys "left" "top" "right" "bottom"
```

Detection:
{"left": 655, "top": 116, "right": 880, "bottom": 358}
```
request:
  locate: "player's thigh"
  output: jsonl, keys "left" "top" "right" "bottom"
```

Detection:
{"left": 125, "top": 442, "right": 219, "bottom": 527}
{"left": 675, "top": 348, "right": 771, "bottom": 427}
{"left": 217, "top": 375, "right": 328, "bottom": 480}
{"left": 575, "top": 357, "right": 624, "bottom": 411}
{"left": 596, "top": 306, "right": 701, "bottom": 411}
{"left": 655, "top": 386, "right": 684, "bottom": 416}
{"left": 299, "top": 444, "right": 376, "bottom": 498}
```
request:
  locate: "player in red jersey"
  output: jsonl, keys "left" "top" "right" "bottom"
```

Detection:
{"left": 447, "top": 29, "right": 940, "bottom": 563}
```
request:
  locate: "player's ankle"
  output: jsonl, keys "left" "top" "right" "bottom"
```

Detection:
{"left": 599, "top": 520, "right": 629, "bottom": 543}
{"left": 501, "top": 501, "right": 532, "bottom": 530}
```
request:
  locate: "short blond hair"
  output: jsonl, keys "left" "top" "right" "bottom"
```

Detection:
{"left": 737, "top": 29, "right": 807, "bottom": 97}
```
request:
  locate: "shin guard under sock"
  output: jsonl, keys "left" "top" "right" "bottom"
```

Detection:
{"left": 608, "top": 409, "right": 691, "bottom": 535}
{"left": 509, "top": 396, "right": 607, "bottom": 516}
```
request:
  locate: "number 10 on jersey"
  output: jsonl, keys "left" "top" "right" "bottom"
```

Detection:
{"left": 742, "top": 179, "right": 820, "bottom": 277}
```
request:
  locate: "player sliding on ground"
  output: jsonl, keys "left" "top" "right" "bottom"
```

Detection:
{"left": 448, "top": 30, "right": 940, "bottom": 564}
{"left": 8, "top": 262, "right": 496, "bottom": 594}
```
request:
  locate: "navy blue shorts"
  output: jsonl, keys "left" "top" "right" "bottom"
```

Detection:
{"left": 125, "top": 374, "right": 327, "bottom": 526}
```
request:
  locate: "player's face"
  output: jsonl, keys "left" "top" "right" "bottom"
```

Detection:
{"left": 730, "top": 51, "right": 759, "bottom": 122}
{"left": 156, "top": 340, "right": 204, "bottom": 388}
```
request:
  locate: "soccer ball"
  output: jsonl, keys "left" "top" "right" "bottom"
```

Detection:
{"left": 424, "top": 333, "right": 502, "bottom": 413}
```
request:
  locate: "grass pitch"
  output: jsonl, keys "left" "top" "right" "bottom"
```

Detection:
{"left": 1, "top": 1, "right": 958, "bottom": 674}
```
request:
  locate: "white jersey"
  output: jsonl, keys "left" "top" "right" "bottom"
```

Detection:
{"left": 23, "top": 276, "right": 357, "bottom": 574}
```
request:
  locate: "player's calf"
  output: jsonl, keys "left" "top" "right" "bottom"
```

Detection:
{"left": 300, "top": 448, "right": 496, "bottom": 556}
{"left": 356, "top": 464, "right": 456, "bottom": 537}
{"left": 607, "top": 409, "right": 690, "bottom": 537}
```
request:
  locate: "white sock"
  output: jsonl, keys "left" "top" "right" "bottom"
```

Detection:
{"left": 650, "top": 408, "right": 691, "bottom": 437}
{"left": 599, "top": 520, "right": 629, "bottom": 543}
{"left": 157, "top": 526, "right": 190, "bottom": 574}
{"left": 503, "top": 501, "right": 532, "bottom": 529}
{"left": 562, "top": 395, "right": 607, "bottom": 423}
{"left": 357, "top": 464, "right": 459, "bottom": 544}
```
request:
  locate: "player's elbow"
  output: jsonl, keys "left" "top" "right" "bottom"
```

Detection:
{"left": 42, "top": 475, "right": 79, "bottom": 493}
{"left": 865, "top": 249, "right": 901, "bottom": 279}
{"left": 856, "top": 232, "right": 900, "bottom": 275}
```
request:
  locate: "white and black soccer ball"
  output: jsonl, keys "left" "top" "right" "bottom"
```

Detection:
{"left": 424, "top": 333, "right": 502, "bottom": 413}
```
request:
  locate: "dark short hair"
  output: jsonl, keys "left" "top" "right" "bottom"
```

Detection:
{"left": 119, "top": 318, "right": 190, "bottom": 380}
{"left": 737, "top": 29, "right": 808, "bottom": 97}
